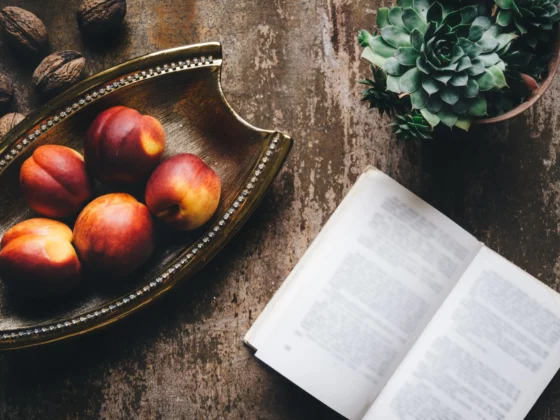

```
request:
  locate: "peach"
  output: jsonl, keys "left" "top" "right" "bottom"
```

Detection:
{"left": 0, "top": 218, "right": 81, "bottom": 297}
{"left": 145, "top": 153, "right": 221, "bottom": 231}
{"left": 73, "top": 193, "right": 155, "bottom": 276}
{"left": 84, "top": 106, "right": 166, "bottom": 185}
{"left": 20, "top": 145, "right": 93, "bottom": 218}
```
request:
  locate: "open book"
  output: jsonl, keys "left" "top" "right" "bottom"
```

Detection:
{"left": 245, "top": 168, "right": 560, "bottom": 420}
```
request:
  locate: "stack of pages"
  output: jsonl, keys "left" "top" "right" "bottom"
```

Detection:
{"left": 245, "top": 168, "right": 560, "bottom": 420}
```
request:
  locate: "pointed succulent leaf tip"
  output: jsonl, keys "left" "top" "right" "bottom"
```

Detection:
{"left": 383, "top": 57, "right": 407, "bottom": 77}
{"left": 461, "top": 5, "right": 478, "bottom": 24}
{"left": 426, "top": 95, "right": 443, "bottom": 113}
{"left": 468, "top": 96, "right": 488, "bottom": 116}
{"left": 427, "top": 2, "right": 443, "bottom": 23}
{"left": 377, "top": 8, "right": 391, "bottom": 29}
{"left": 422, "top": 75, "right": 440, "bottom": 95}
{"left": 437, "top": 108, "right": 459, "bottom": 128}
{"left": 455, "top": 116, "right": 472, "bottom": 131}
{"left": 420, "top": 108, "right": 440, "bottom": 128}
{"left": 411, "top": 29, "right": 424, "bottom": 52}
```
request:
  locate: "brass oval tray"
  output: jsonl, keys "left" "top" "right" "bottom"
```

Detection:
{"left": 0, "top": 42, "right": 292, "bottom": 350}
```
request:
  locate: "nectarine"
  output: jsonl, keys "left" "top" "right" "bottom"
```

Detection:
{"left": 145, "top": 153, "right": 221, "bottom": 231}
{"left": 73, "top": 193, "right": 155, "bottom": 276}
{"left": 85, "top": 106, "right": 166, "bottom": 185}
{"left": 20, "top": 145, "right": 93, "bottom": 218}
{"left": 0, "top": 218, "right": 82, "bottom": 297}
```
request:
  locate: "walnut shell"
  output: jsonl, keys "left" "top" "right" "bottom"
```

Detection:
{"left": 32, "top": 51, "right": 86, "bottom": 98}
{"left": 0, "top": 73, "right": 13, "bottom": 110}
{"left": 0, "top": 7, "right": 48, "bottom": 56}
{"left": 0, "top": 112, "right": 25, "bottom": 138}
{"left": 77, "top": 0, "right": 126, "bottom": 35}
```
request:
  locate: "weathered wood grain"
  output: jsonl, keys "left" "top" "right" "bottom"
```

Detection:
{"left": 0, "top": 0, "right": 559, "bottom": 419}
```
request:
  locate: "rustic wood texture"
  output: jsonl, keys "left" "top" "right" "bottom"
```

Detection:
{"left": 0, "top": 1, "right": 559, "bottom": 419}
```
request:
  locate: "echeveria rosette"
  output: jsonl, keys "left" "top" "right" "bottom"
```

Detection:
{"left": 495, "top": 0, "right": 560, "bottom": 48}
{"left": 392, "top": 111, "right": 434, "bottom": 140}
{"left": 359, "top": 65, "right": 405, "bottom": 117}
{"left": 359, "top": 0, "right": 514, "bottom": 131}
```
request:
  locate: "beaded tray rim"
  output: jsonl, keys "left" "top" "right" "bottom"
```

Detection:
{"left": 0, "top": 42, "right": 293, "bottom": 350}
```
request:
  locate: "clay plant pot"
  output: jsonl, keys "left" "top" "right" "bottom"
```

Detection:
{"left": 475, "top": 26, "right": 560, "bottom": 125}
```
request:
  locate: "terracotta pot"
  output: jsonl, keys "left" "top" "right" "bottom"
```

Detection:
{"left": 475, "top": 26, "right": 560, "bottom": 124}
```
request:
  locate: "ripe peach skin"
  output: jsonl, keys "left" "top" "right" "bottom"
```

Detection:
{"left": 73, "top": 193, "right": 155, "bottom": 276}
{"left": 20, "top": 145, "right": 94, "bottom": 218}
{"left": 0, "top": 218, "right": 82, "bottom": 297}
{"left": 145, "top": 153, "right": 221, "bottom": 231}
{"left": 85, "top": 106, "right": 166, "bottom": 185}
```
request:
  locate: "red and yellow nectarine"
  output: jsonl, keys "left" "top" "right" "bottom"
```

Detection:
{"left": 73, "top": 193, "right": 155, "bottom": 276}
{"left": 145, "top": 153, "right": 221, "bottom": 231}
{"left": 0, "top": 218, "right": 82, "bottom": 297}
{"left": 85, "top": 106, "right": 166, "bottom": 185}
{"left": 20, "top": 145, "right": 93, "bottom": 218}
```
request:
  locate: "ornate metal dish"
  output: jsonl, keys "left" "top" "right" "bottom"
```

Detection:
{"left": 0, "top": 42, "right": 292, "bottom": 350}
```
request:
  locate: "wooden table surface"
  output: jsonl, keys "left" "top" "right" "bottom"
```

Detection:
{"left": 0, "top": 1, "right": 560, "bottom": 419}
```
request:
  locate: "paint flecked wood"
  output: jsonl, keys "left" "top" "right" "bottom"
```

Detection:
{"left": 0, "top": 1, "right": 559, "bottom": 419}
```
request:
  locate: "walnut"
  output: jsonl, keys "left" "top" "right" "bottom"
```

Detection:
{"left": 77, "top": 0, "right": 127, "bottom": 36}
{"left": 0, "top": 7, "right": 49, "bottom": 56}
{"left": 32, "top": 51, "right": 86, "bottom": 98}
{"left": 0, "top": 73, "right": 13, "bottom": 110}
{"left": 0, "top": 112, "right": 25, "bottom": 139}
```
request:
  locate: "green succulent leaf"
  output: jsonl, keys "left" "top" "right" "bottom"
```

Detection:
{"left": 396, "top": 47, "right": 421, "bottom": 66}
{"left": 420, "top": 108, "right": 441, "bottom": 127}
{"left": 422, "top": 75, "right": 440, "bottom": 95}
{"left": 370, "top": 36, "right": 398, "bottom": 58}
{"left": 411, "top": 89, "right": 427, "bottom": 109}
{"left": 383, "top": 57, "right": 407, "bottom": 76}
{"left": 358, "top": 30, "right": 374, "bottom": 48}
{"left": 496, "top": 9, "right": 513, "bottom": 27}
{"left": 437, "top": 108, "right": 459, "bottom": 128}
{"left": 468, "top": 96, "right": 488, "bottom": 116}
{"left": 487, "top": 65, "right": 507, "bottom": 88}
{"left": 478, "top": 53, "right": 501, "bottom": 67}
{"left": 443, "top": 9, "right": 462, "bottom": 27}
{"left": 433, "top": 71, "right": 453, "bottom": 84}
{"left": 413, "top": 0, "right": 431, "bottom": 19}
{"left": 478, "top": 38, "right": 499, "bottom": 53}
{"left": 456, "top": 56, "right": 472, "bottom": 72}
{"left": 416, "top": 56, "right": 431, "bottom": 74}
{"left": 381, "top": 26, "right": 413, "bottom": 48}
{"left": 441, "top": 86, "right": 460, "bottom": 105}
{"left": 426, "top": 95, "right": 443, "bottom": 113}
{"left": 427, "top": 2, "right": 443, "bottom": 23}
{"left": 387, "top": 75, "right": 402, "bottom": 93}
{"left": 455, "top": 116, "right": 472, "bottom": 131}
{"left": 495, "top": 0, "right": 515, "bottom": 9}
{"left": 400, "top": 68, "right": 421, "bottom": 93}
{"left": 453, "top": 98, "right": 469, "bottom": 114}
{"left": 461, "top": 6, "right": 478, "bottom": 24}
{"left": 464, "top": 79, "right": 479, "bottom": 98}
{"left": 469, "top": 17, "right": 491, "bottom": 42}
{"left": 397, "top": 0, "right": 413, "bottom": 7}
{"left": 389, "top": 7, "right": 406, "bottom": 29}
{"left": 476, "top": 69, "right": 497, "bottom": 91}
{"left": 362, "top": 48, "right": 387, "bottom": 68}
{"left": 377, "top": 7, "right": 391, "bottom": 29}
{"left": 411, "top": 29, "right": 424, "bottom": 52}
{"left": 403, "top": 8, "right": 427, "bottom": 34}
{"left": 450, "top": 72, "right": 468, "bottom": 86}
{"left": 457, "top": 38, "right": 483, "bottom": 58}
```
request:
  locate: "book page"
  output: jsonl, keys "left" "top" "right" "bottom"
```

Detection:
{"left": 252, "top": 169, "right": 482, "bottom": 420}
{"left": 364, "top": 247, "right": 560, "bottom": 420}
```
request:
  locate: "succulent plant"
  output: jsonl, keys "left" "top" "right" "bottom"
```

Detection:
{"left": 359, "top": 0, "right": 517, "bottom": 131}
{"left": 495, "top": 0, "right": 560, "bottom": 48}
{"left": 392, "top": 111, "right": 433, "bottom": 140}
{"left": 359, "top": 65, "right": 402, "bottom": 117}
